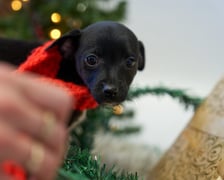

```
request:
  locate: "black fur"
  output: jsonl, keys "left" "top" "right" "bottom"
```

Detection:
{"left": 50, "top": 21, "right": 145, "bottom": 105}
{"left": 0, "top": 38, "right": 41, "bottom": 65}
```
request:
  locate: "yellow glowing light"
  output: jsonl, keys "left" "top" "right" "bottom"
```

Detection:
{"left": 49, "top": 29, "right": 61, "bottom": 39}
{"left": 51, "top": 12, "right": 62, "bottom": 23}
{"left": 22, "top": 0, "right": 29, "bottom": 2}
{"left": 11, "top": 0, "right": 22, "bottom": 11}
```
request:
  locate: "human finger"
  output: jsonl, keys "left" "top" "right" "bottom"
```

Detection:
{"left": 0, "top": 63, "right": 73, "bottom": 124}
{"left": 0, "top": 84, "right": 67, "bottom": 152}
{"left": 0, "top": 120, "right": 64, "bottom": 180}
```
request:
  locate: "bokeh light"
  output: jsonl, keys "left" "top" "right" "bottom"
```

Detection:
{"left": 51, "top": 12, "right": 62, "bottom": 23}
{"left": 49, "top": 28, "right": 61, "bottom": 39}
{"left": 11, "top": 0, "right": 22, "bottom": 11}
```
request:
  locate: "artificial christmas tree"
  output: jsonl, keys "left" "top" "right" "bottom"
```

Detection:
{"left": 0, "top": 0, "right": 127, "bottom": 40}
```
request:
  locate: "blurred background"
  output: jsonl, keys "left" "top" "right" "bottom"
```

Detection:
{"left": 1, "top": 0, "right": 224, "bottom": 151}
{"left": 125, "top": 0, "right": 224, "bottom": 149}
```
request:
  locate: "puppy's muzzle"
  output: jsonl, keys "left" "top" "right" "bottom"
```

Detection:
{"left": 103, "top": 84, "right": 118, "bottom": 99}
{"left": 93, "top": 82, "right": 127, "bottom": 105}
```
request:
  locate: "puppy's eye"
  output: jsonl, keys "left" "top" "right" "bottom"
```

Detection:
{"left": 126, "top": 57, "right": 136, "bottom": 68}
{"left": 84, "top": 54, "right": 99, "bottom": 68}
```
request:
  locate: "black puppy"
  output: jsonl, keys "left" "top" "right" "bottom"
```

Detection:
{"left": 0, "top": 21, "right": 145, "bottom": 125}
{"left": 51, "top": 21, "right": 145, "bottom": 105}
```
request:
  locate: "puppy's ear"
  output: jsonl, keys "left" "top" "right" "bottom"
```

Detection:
{"left": 47, "top": 29, "right": 81, "bottom": 59}
{"left": 138, "top": 41, "right": 145, "bottom": 71}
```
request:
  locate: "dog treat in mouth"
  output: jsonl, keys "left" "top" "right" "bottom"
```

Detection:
{"left": 113, "top": 104, "right": 124, "bottom": 115}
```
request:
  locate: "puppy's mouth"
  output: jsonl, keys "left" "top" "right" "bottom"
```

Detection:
{"left": 100, "top": 101, "right": 121, "bottom": 107}
{"left": 94, "top": 97, "right": 125, "bottom": 107}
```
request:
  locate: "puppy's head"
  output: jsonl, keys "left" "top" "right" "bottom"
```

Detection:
{"left": 49, "top": 21, "right": 145, "bottom": 106}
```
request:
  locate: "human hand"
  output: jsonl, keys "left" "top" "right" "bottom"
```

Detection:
{"left": 0, "top": 63, "right": 73, "bottom": 180}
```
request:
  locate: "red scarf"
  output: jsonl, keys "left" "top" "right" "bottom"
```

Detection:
{"left": 1, "top": 40, "right": 99, "bottom": 179}
{"left": 17, "top": 40, "right": 98, "bottom": 110}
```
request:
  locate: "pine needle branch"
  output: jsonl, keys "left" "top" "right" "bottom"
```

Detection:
{"left": 57, "top": 146, "right": 139, "bottom": 180}
{"left": 128, "top": 86, "right": 204, "bottom": 110}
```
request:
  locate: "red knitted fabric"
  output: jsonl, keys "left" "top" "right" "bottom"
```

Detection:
{"left": 17, "top": 40, "right": 98, "bottom": 110}
{"left": 1, "top": 160, "right": 27, "bottom": 180}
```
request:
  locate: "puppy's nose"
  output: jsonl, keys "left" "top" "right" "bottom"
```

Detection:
{"left": 103, "top": 84, "right": 118, "bottom": 98}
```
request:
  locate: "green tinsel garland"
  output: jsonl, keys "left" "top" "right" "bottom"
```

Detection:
{"left": 128, "top": 86, "right": 203, "bottom": 110}
{"left": 56, "top": 86, "right": 203, "bottom": 180}
{"left": 57, "top": 146, "right": 138, "bottom": 180}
